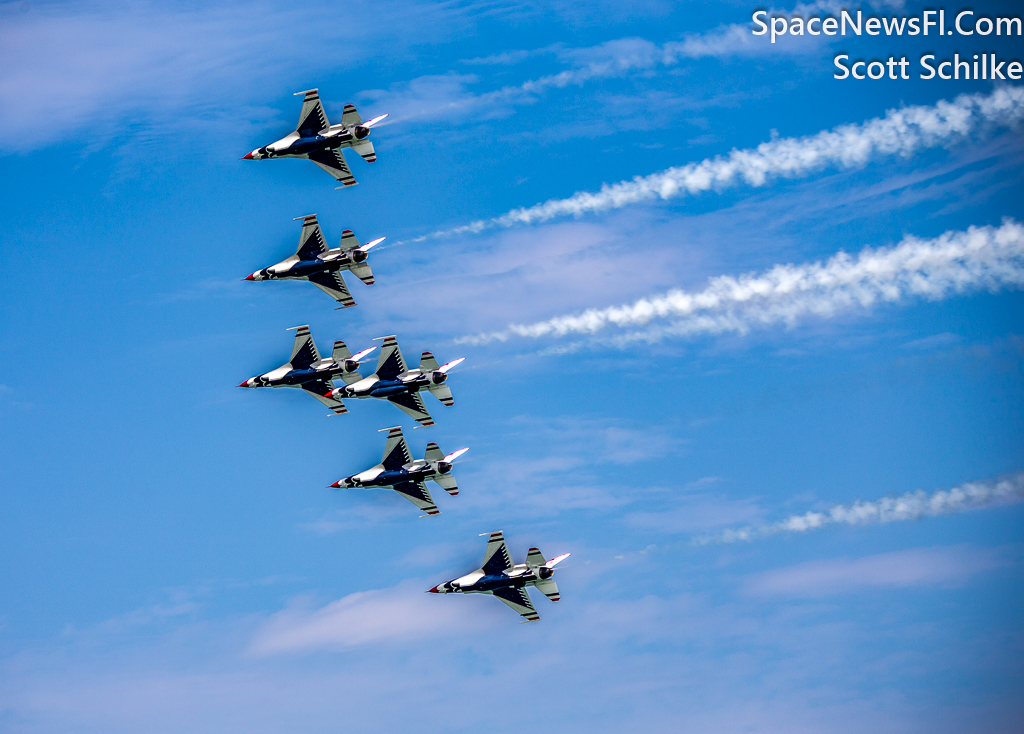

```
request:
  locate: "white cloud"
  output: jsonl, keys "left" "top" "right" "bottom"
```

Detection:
{"left": 460, "top": 218, "right": 1024, "bottom": 345}
{"left": 419, "top": 86, "right": 1024, "bottom": 239}
{"left": 696, "top": 471, "right": 1024, "bottom": 545}
{"left": 0, "top": 0, "right": 462, "bottom": 150}
{"left": 249, "top": 579, "right": 497, "bottom": 654}
{"left": 743, "top": 545, "right": 1012, "bottom": 596}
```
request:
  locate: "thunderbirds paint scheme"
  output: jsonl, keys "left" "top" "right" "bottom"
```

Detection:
{"left": 428, "top": 531, "right": 570, "bottom": 622}
{"left": 331, "top": 426, "right": 469, "bottom": 516}
{"left": 324, "top": 335, "right": 464, "bottom": 427}
{"left": 242, "top": 88, "right": 387, "bottom": 188}
{"left": 245, "top": 214, "right": 384, "bottom": 308}
{"left": 238, "top": 325, "right": 375, "bottom": 415}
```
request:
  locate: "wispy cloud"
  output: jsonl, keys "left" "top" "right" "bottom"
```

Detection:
{"left": 695, "top": 471, "right": 1024, "bottom": 545}
{"left": 249, "top": 580, "right": 497, "bottom": 654}
{"left": 743, "top": 545, "right": 1013, "bottom": 596}
{"left": 460, "top": 218, "right": 1024, "bottom": 345}
{"left": 0, "top": 0, "right": 461, "bottom": 150}
{"left": 415, "top": 87, "right": 1024, "bottom": 240}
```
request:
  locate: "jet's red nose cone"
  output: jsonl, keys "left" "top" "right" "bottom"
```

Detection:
{"left": 329, "top": 480, "right": 341, "bottom": 488}
{"left": 426, "top": 585, "right": 440, "bottom": 593}
{"left": 238, "top": 380, "right": 251, "bottom": 388}
{"left": 244, "top": 273, "right": 255, "bottom": 281}
{"left": 241, "top": 152, "right": 254, "bottom": 160}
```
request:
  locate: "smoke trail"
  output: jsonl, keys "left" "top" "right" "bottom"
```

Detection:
{"left": 693, "top": 472, "right": 1024, "bottom": 545}
{"left": 459, "top": 218, "right": 1024, "bottom": 345}
{"left": 417, "top": 87, "right": 1024, "bottom": 243}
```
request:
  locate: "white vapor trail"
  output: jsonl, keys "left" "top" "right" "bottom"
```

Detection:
{"left": 460, "top": 218, "right": 1024, "bottom": 345}
{"left": 421, "top": 87, "right": 1024, "bottom": 242}
{"left": 694, "top": 472, "right": 1024, "bottom": 545}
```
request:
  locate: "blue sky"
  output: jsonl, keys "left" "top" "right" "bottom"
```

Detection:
{"left": 1, "top": 0, "right": 1022, "bottom": 731}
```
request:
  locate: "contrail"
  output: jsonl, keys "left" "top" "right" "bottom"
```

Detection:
{"left": 414, "top": 87, "right": 1024, "bottom": 243}
{"left": 694, "top": 471, "right": 1024, "bottom": 545}
{"left": 459, "top": 218, "right": 1024, "bottom": 345}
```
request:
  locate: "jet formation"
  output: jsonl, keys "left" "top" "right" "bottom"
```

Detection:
{"left": 245, "top": 214, "right": 384, "bottom": 308}
{"left": 240, "top": 328, "right": 463, "bottom": 426}
{"left": 242, "top": 88, "right": 387, "bottom": 188}
{"left": 240, "top": 90, "right": 569, "bottom": 623}
{"left": 429, "top": 531, "right": 570, "bottom": 622}
{"left": 331, "top": 426, "right": 469, "bottom": 516}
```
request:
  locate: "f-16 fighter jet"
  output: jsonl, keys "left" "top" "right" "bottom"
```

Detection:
{"left": 324, "top": 336, "right": 464, "bottom": 427}
{"left": 238, "top": 325, "right": 376, "bottom": 415}
{"left": 330, "top": 426, "right": 469, "bottom": 516}
{"left": 428, "top": 531, "right": 570, "bottom": 622}
{"left": 242, "top": 88, "right": 387, "bottom": 188}
{"left": 244, "top": 214, "right": 384, "bottom": 309}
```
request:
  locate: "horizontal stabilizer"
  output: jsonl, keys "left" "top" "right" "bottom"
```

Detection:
{"left": 341, "top": 104, "right": 362, "bottom": 127}
{"left": 420, "top": 352, "right": 440, "bottom": 372}
{"left": 432, "top": 473, "right": 459, "bottom": 496}
{"left": 352, "top": 139, "right": 376, "bottom": 163}
{"left": 332, "top": 341, "right": 352, "bottom": 363}
{"left": 350, "top": 262, "right": 374, "bottom": 285}
{"left": 525, "top": 547, "right": 546, "bottom": 568}
{"left": 534, "top": 577, "right": 560, "bottom": 602}
{"left": 428, "top": 384, "right": 454, "bottom": 406}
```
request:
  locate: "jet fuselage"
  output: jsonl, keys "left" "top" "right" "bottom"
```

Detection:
{"left": 433, "top": 564, "right": 553, "bottom": 595}
{"left": 342, "top": 459, "right": 451, "bottom": 489}
{"left": 249, "top": 124, "right": 367, "bottom": 160}
{"left": 342, "top": 368, "right": 446, "bottom": 400}
{"left": 252, "top": 248, "right": 367, "bottom": 281}
{"left": 242, "top": 360, "right": 354, "bottom": 389}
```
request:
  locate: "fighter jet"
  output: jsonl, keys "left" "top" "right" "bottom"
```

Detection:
{"left": 238, "top": 325, "right": 376, "bottom": 415}
{"left": 324, "top": 335, "right": 464, "bottom": 427}
{"left": 428, "top": 531, "right": 570, "bottom": 622}
{"left": 330, "top": 426, "right": 469, "bottom": 516}
{"left": 242, "top": 88, "right": 387, "bottom": 188}
{"left": 244, "top": 214, "right": 384, "bottom": 309}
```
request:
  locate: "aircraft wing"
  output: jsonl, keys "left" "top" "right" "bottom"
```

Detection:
{"left": 492, "top": 586, "right": 540, "bottom": 622}
{"left": 308, "top": 270, "right": 356, "bottom": 308}
{"left": 308, "top": 148, "right": 357, "bottom": 187}
{"left": 296, "top": 89, "right": 329, "bottom": 134}
{"left": 481, "top": 531, "right": 513, "bottom": 575}
{"left": 295, "top": 215, "right": 329, "bottom": 260}
{"left": 391, "top": 480, "right": 440, "bottom": 516}
{"left": 288, "top": 325, "right": 320, "bottom": 369}
{"left": 385, "top": 391, "right": 435, "bottom": 427}
{"left": 301, "top": 379, "right": 347, "bottom": 415}
{"left": 380, "top": 427, "right": 412, "bottom": 470}
{"left": 374, "top": 336, "right": 407, "bottom": 380}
